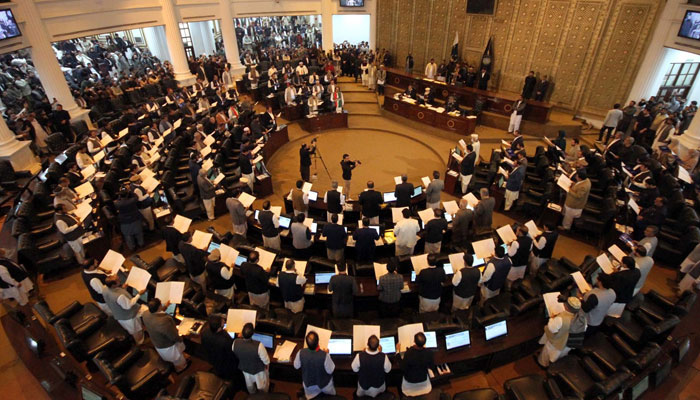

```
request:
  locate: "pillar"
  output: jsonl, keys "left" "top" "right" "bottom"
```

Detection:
{"left": 19, "top": 0, "right": 91, "bottom": 127}
{"left": 144, "top": 26, "right": 171, "bottom": 63}
{"left": 368, "top": 0, "right": 377, "bottom": 50}
{"left": 0, "top": 118, "right": 40, "bottom": 174}
{"left": 219, "top": 0, "right": 245, "bottom": 75}
{"left": 160, "top": 0, "right": 196, "bottom": 85}
{"left": 679, "top": 113, "right": 700, "bottom": 153}
{"left": 321, "top": 0, "right": 334, "bottom": 52}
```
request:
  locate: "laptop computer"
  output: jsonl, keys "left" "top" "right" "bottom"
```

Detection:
{"left": 207, "top": 242, "right": 221, "bottom": 253}
{"left": 308, "top": 190, "right": 318, "bottom": 202}
{"left": 485, "top": 320, "right": 508, "bottom": 341}
{"left": 424, "top": 331, "right": 437, "bottom": 348}
{"left": 412, "top": 186, "right": 423, "bottom": 198}
{"left": 315, "top": 272, "right": 334, "bottom": 284}
{"left": 445, "top": 330, "right": 470, "bottom": 350}
{"left": 164, "top": 303, "right": 177, "bottom": 316}
{"left": 383, "top": 192, "right": 397, "bottom": 202}
{"left": 368, "top": 225, "right": 381, "bottom": 236}
{"left": 252, "top": 332, "right": 275, "bottom": 350}
{"left": 328, "top": 338, "right": 352, "bottom": 355}
{"left": 279, "top": 215, "right": 292, "bottom": 229}
{"left": 235, "top": 255, "right": 247, "bottom": 266}
{"left": 380, "top": 336, "right": 396, "bottom": 353}
{"left": 443, "top": 263, "right": 453, "bottom": 275}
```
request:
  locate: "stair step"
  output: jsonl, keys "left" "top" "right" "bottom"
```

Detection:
{"left": 344, "top": 103, "right": 381, "bottom": 115}
{"left": 343, "top": 92, "right": 379, "bottom": 103}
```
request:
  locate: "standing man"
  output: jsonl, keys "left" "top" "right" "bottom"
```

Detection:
{"left": 460, "top": 145, "right": 476, "bottom": 194}
{"left": 599, "top": 256, "right": 640, "bottom": 304}
{"left": 479, "top": 246, "right": 512, "bottom": 306}
{"left": 179, "top": 233, "right": 208, "bottom": 291}
{"left": 129, "top": 175, "right": 155, "bottom": 231}
{"left": 259, "top": 201, "right": 281, "bottom": 251}
{"left": 452, "top": 253, "right": 480, "bottom": 311}
{"left": 632, "top": 246, "right": 653, "bottom": 296}
{"left": 506, "top": 225, "right": 533, "bottom": 284}
{"left": 340, "top": 154, "right": 359, "bottom": 199}
{"left": 474, "top": 188, "right": 495, "bottom": 233}
{"left": 324, "top": 181, "right": 345, "bottom": 222}
{"left": 294, "top": 331, "right": 336, "bottom": 398}
{"left": 142, "top": 298, "right": 188, "bottom": 372}
{"left": 477, "top": 68, "right": 490, "bottom": 90}
{"left": 424, "top": 209, "right": 448, "bottom": 254}
{"left": 535, "top": 75, "right": 550, "bottom": 101}
{"left": 0, "top": 249, "right": 33, "bottom": 306}
{"left": 81, "top": 260, "right": 112, "bottom": 315}
{"left": 226, "top": 189, "right": 248, "bottom": 236}
{"left": 599, "top": 103, "right": 623, "bottom": 144}
{"left": 291, "top": 180, "right": 309, "bottom": 217}
{"left": 399, "top": 332, "right": 434, "bottom": 396}
{"left": 537, "top": 297, "right": 581, "bottom": 367}
{"left": 102, "top": 280, "right": 145, "bottom": 344}
{"left": 206, "top": 249, "right": 235, "bottom": 299}
{"left": 377, "top": 260, "right": 403, "bottom": 317}
{"left": 394, "top": 175, "right": 414, "bottom": 208}
{"left": 559, "top": 170, "right": 591, "bottom": 231}
{"left": 239, "top": 146, "right": 255, "bottom": 193}
{"left": 299, "top": 139, "right": 316, "bottom": 182}
{"left": 508, "top": 96, "right": 526, "bottom": 133}
{"left": 522, "top": 71, "right": 537, "bottom": 99}
{"left": 376, "top": 65, "right": 387, "bottom": 95}
{"left": 241, "top": 251, "right": 271, "bottom": 308}
{"left": 405, "top": 54, "right": 414, "bottom": 74}
{"left": 416, "top": 254, "right": 446, "bottom": 313}
{"left": 504, "top": 159, "right": 527, "bottom": 211}
{"left": 394, "top": 209, "right": 420, "bottom": 256}
{"left": 233, "top": 323, "right": 270, "bottom": 393}
{"left": 358, "top": 181, "right": 383, "bottom": 224}
{"left": 322, "top": 214, "right": 347, "bottom": 262}
{"left": 354, "top": 218, "right": 381, "bottom": 265}
{"left": 351, "top": 335, "right": 392, "bottom": 398}
{"left": 200, "top": 315, "right": 237, "bottom": 380}
{"left": 581, "top": 280, "right": 616, "bottom": 338}
{"left": 424, "top": 58, "right": 438, "bottom": 80}
{"left": 425, "top": 171, "right": 444, "bottom": 210}
{"left": 530, "top": 223, "right": 558, "bottom": 274}
{"left": 277, "top": 259, "right": 307, "bottom": 313}
{"left": 451, "top": 199, "right": 474, "bottom": 247}
{"left": 328, "top": 262, "right": 358, "bottom": 318}
{"left": 115, "top": 189, "right": 145, "bottom": 251}
{"left": 54, "top": 203, "right": 87, "bottom": 264}
{"left": 197, "top": 169, "right": 217, "bottom": 221}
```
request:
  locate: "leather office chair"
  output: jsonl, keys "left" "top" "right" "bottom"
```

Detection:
{"left": 94, "top": 347, "right": 172, "bottom": 398}
{"left": 256, "top": 307, "right": 307, "bottom": 337}
{"left": 413, "top": 312, "right": 461, "bottom": 336}
{"left": 547, "top": 355, "right": 631, "bottom": 399}
{"left": 131, "top": 254, "right": 184, "bottom": 282}
{"left": 452, "top": 388, "right": 500, "bottom": 400}
{"left": 638, "top": 289, "right": 696, "bottom": 320}
{"left": 33, "top": 300, "right": 105, "bottom": 336}
{"left": 503, "top": 375, "right": 566, "bottom": 400}
{"left": 175, "top": 371, "right": 233, "bottom": 400}
{"left": 54, "top": 317, "right": 131, "bottom": 362}
{"left": 328, "top": 319, "right": 366, "bottom": 336}
{"left": 606, "top": 308, "right": 680, "bottom": 346}
{"left": 580, "top": 332, "right": 660, "bottom": 374}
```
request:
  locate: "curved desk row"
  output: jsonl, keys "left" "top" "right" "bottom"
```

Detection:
{"left": 383, "top": 96, "right": 477, "bottom": 136}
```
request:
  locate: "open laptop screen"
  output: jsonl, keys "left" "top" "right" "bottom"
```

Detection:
{"left": 328, "top": 338, "right": 352, "bottom": 355}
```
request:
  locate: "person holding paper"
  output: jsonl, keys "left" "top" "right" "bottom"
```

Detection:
{"left": 291, "top": 214, "right": 313, "bottom": 259}
{"left": 633, "top": 197, "right": 667, "bottom": 240}
{"left": 504, "top": 158, "right": 527, "bottom": 211}
{"left": 278, "top": 259, "right": 307, "bottom": 313}
{"left": 259, "top": 201, "right": 282, "bottom": 251}
{"left": 424, "top": 209, "right": 448, "bottom": 254}
{"left": 394, "top": 175, "right": 414, "bottom": 208}
{"left": 416, "top": 254, "right": 446, "bottom": 313}
{"left": 142, "top": 298, "right": 188, "bottom": 372}
{"left": 323, "top": 214, "right": 347, "bottom": 263}
{"left": 459, "top": 145, "right": 476, "bottom": 194}
{"left": 531, "top": 223, "right": 558, "bottom": 274}
{"left": 351, "top": 335, "right": 391, "bottom": 397}
{"left": 559, "top": 170, "right": 591, "bottom": 231}
{"left": 233, "top": 323, "right": 271, "bottom": 393}
{"left": 239, "top": 147, "right": 255, "bottom": 192}
{"left": 197, "top": 169, "right": 217, "bottom": 221}
{"left": 86, "top": 130, "right": 103, "bottom": 156}
{"left": 581, "top": 280, "right": 616, "bottom": 338}
{"left": 241, "top": 251, "right": 270, "bottom": 309}
{"left": 324, "top": 181, "right": 345, "bottom": 222}
{"left": 102, "top": 280, "right": 145, "bottom": 344}
{"left": 179, "top": 233, "right": 208, "bottom": 291}
{"left": 201, "top": 315, "right": 237, "bottom": 380}
{"left": 398, "top": 332, "right": 434, "bottom": 396}
{"left": 451, "top": 199, "right": 474, "bottom": 247}
{"left": 358, "top": 181, "right": 383, "bottom": 224}
{"left": 76, "top": 146, "right": 95, "bottom": 170}
{"left": 478, "top": 245, "right": 511, "bottom": 306}
{"left": 452, "top": 253, "right": 481, "bottom": 311}
{"left": 54, "top": 203, "right": 87, "bottom": 264}
{"left": 291, "top": 180, "right": 309, "bottom": 217}
{"left": 53, "top": 177, "right": 79, "bottom": 211}
{"left": 0, "top": 249, "right": 33, "bottom": 307}
{"left": 378, "top": 260, "right": 403, "bottom": 317}
{"left": 474, "top": 188, "right": 495, "bottom": 234}
{"left": 115, "top": 189, "right": 145, "bottom": 251}
{"left": 294, "top": 331, "right": 336, "bottom": 398}
{"left": 394, "top": 209, "right": 420, "bottom": 256}
{"left": 128, "top": 175, "right": 155, "bottom": 231}
{"left": 206, "top": 249, "right": 235, "bottom": 299}
{"left": 81, "top": 260, "right": 114, "bottom": 315}
{"left": 425, "top": 171, "right": 444, "bottom": 210}
{"left": 506, "top": 225, "right": 533, "bottom": 285}
{"left": 226, "top": 189, "right": 248, "bottom": 236}
{"left": 632, "top": 246, "right": 653, "bottom": 296}
{"left": 598, "top": 256, "right": 640, "bottom": 304}
{"left": 354, "top": 218, "right": 380, "bottom": 265}
{"left": 537, "top": 297, "right": 583, "bottom": 367}
{"left": 328, "top": 262, "right": 358, "bottom": 318}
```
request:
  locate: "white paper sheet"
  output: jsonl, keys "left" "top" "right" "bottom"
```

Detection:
{"left": 391, "top": 207, "right": 408, "bottom": 223}
{"left": 543, "top": 292, "right": 565, "bottom": 317}
{"left": 557, "top": 174, "right": 572, "bottom": 192}
{"left": 256, "top": 247, "right": 277, "bottom": 272}
{"left": 173, "top": 215, "right": 192, "bottom": 234}
{"left": 142, "top": 176, "right": 160, "bottom": 193}
{"left": 304, "top": 324, "right": 332, "bottom": 349}
{"left": 302, "top": 182, "right": 313, "bottom": 193}
{"left": 496, "top": 225, "right": 517, "bottom": 244}
{"left": 353, "top": 325, "right": 381, "bottom": 352}
{"left": 75, "top": 182, "right": 94, "bottom": 198}
{"left": 608, "top": 245, "right": 627, "bottom": 262}
{"left": 373, "top": 263, "right": 389, "bottom": 280}
{"left": 571, "top": 271, "right": 592, "bottom": 293}
{"left": 74, "top": 201, "right": 93, "bottom": 222}
{"left": 219, "top": 243, "right": 240, "bottom": 267}
{"left": 397, "top": 323, "right": 424, "bottom": 352}
{"left": 99, "top": 249, "right": 125, "bottom": 275}
{"left": 191, "top": 230, "right": 213, "bottom": 250}
{"left": 283, "top": 258, "right": 307, "bottom": 275}
{"left": 463, "top": 193, "right": 479, "bottom": 208}
{"left": 421, "top": 176, "right": 431, "bottom": 187}
{"left": 125, "top": 267, "right": 152, "bottom": 292}
{"left": 81, "top": 165, "right": 96, "bottom": 179}
{"left": 472, "top": 238, "right": 496, "bottom": 260}
{"left": 274, "top": 340, "right": 297, "bottom": 362}
{"left": 238, "top": 192, "right": 256, "bottom": 208}
{"left": 448, "top": 253, "right": 465, "bottom": 270}
{"left": 155, "top": 281, "right": 185, "bottom": 304}
{"left": 417, "top": 208, "right": 435, "bottom": 224}
{"left": 394, "top": 176, "right": 402, "bottom": 185}
{"left": 524, "top": 220, "right": 542, "bottom": 237}
{"left": 139, "top": 168, "right": 155, "bottom": 180}
{"left": 596, "top": 254, "right": 615, "bottom": 274}
{"left": 443, "top": 200, "right": 459, "bottom": 216}
{"left": 411, "top": 254, "right": 430, "bottom": 275}
{"left": 226, "top": 309, "right": 257, "bottom": 333}
{"left": 606, "top": 303, "right": 626, "bottom": 318}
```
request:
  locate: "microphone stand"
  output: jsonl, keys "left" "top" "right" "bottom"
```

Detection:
{"left": 312, "top": 142, "right": 332, "bottom": 181}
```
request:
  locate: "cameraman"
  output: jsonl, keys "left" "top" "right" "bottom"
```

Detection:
{"left": 299, "top": 138, "right": 317, "bottom": 182}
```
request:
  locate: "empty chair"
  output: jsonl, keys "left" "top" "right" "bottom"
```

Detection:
{"left": 175, "top": 371, "right": 233, "bottom": 400}
{"left": 503, "top": 374, "right": 564, "bottom": 400}
{"left": 93, "top": 347, "right": 172, "bottom": 398}
{"left": 452, "top": 388, "right": 500, "bottom": 400}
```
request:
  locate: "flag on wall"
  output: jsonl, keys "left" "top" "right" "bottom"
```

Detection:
{"left": 451, "top": 32, "right": 459, "bottom": 60}
{"left": 480, "top": 37, "right": 493, "bottom": 73}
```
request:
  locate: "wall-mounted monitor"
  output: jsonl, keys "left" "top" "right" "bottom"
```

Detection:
{"left": 467, "top": 0, "right": 496, "bottom": 15}
{"left": 679, "top": 10, "right": 700, "bottom": 40}
{"left": 340, "top": 0, "right": 364, "bottom": 7}
{"left": 0, "top": 9, "right": 20, "bottom": 41}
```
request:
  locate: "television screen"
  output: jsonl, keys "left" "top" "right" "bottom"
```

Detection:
{"left": 0, "top": 9, "right": 20, "bottom": 41}
{"left": 340, "top": 0, "right": 364, "bottom": 6}
{"left": 679, "top": 10, "right": 700, "bottom": 40}
{"left": 466, "top": 0, "right": 495, "bottom": 15}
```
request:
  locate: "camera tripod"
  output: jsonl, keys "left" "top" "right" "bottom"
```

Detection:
{"left": 311, "top": 141, "right": 332, "bottom": 182}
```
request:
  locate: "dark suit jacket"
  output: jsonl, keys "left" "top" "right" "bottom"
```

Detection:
{"left": 477, "top": 72, "right": 490, "bottom": 90}
{"left": 201, "top": 326, "right": 238, "bottom": 379}
{"left": 353, "top": 227, "right": 380, "bottom": 263}
{"left": 359, "top": 190, "right": 383, "bottom": 218}
{"left": 460, "top": 152, "right": 476, "bottom": 175}
{"left": 600, "top": 268, "right": 641, "bottom": 303}
{"left": 328, "top": 274, "right": 358, "bottom": 318}
{"left": 395, "top": 182, "right": 415, "bottom": 207}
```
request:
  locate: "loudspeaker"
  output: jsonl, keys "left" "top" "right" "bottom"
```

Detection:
{"left": 467, "top": 0, "right": 496, "bottom": 15}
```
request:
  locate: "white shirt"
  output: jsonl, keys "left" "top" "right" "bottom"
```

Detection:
{"left": 0, "top": 265, "right": 21, "bottom": 287}
{"left": 295, "top": 65, "right": 309, "bottom": 76}
{"left": 276, "top": 271, "right": 307, "bottom": 287}
{"left": 294, "top": 350, "right": 335, "bottom": 396}
{"left": 425, "top": 63, "right": 437, "bottom": 79}
{"left": 323, "top": 191, "right": 346, "bottom": 206}
{"left": 117, "top": 292, "right": 139, "bottom": 310}
{"left": 394, "top": 218, "right": 420, "bottom": 247}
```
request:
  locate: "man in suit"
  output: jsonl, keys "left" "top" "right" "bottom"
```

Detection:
{"left": 425, "top": 171, "right": 444, "bottom": 210}
{"left": 535, "top": 75, "right": 550, "bottom": 101}
{"left": 179, "top": 233, "right": 208, "bottom": 291}
{"left": 402, "top": 84, "right": 417, "bottom": 99}
{"left": 351, "top": 335, "right": 392, "bottom": 398}
{"left": 451, "top": 199, "right": 474, "bottom": 247}
{"left": 322, "top": 213, "right": 347, "bottom": 262}
{"left": 233, "top": 322, "right": 270, "bottom": 393}
{"left": 142, "top": 298, "right": 188, "bottom": 372}
{"left": 52, "top": 104, "right": 73, "bottom": 141}
{"left": 405, "top": 54, "right": 414, "bottom": 74}
{"left": 416, "top": 254, "right": 446, "bottom": 312}
{"left": 394, "top": 174, "right": 414, "bottom": 207}
{"left": 353, "top": 217, "right": 380, "bottom": 265}
{"left": 277, "top": 259, "right": 307, "bottom": 313}
{"left": 460, "top": 145, "right": 476, "bottom": 194}
{"left": 522, "top": 71, "right": 537, "bottom": 99}
{"left": 452, "top": 253, "right": 481, "bottom": 311}
{"left": 599, "top": 256, "right": 640, "bottom": 304}
{"left": 294, "top": 331, "right": 336, "bottom": 398}
{"left": 359, "top": 181, "right": 383, "bottom": 224}
{"left": 477, "top": 68, "right": 490, "bottom": 90}
{"left": 328, "top": 262, "right": 358, "bottom": 318}
{"left": 504, "top": 158, "right": 527, "bottom": 211}
{"left": 241, "top": 250, "right": 270, "bottom": 308}
{"left": 424, "top": 209, "right": 448, "bottom": 254}
{"left": 465, "top": 66, "right": 477, "bottom": 88}
{"left": 201, "top": 315, "right": 238, "bottom": 380}
{"left": 299, "top": 140, "right": 316, "bottom": 182}
{"left": 509, "top": 96, "right": 527, "bottom": 133}
{"left": 399, "top": 332, "right": 434, "bottom": 396}
{"left": 560, "top": 170, "right": 591, "bottom": 231}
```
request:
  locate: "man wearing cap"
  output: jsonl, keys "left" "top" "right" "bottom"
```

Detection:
{"left": 206, "top": 249, "right": 234, "bottom": 299}
{"left": 537, "top": 297, "right": 582, "bottom": 367}
{"left": 128, "top": 175, "right": 155, "bottom": 231}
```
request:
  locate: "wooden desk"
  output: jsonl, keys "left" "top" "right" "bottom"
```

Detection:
{"left": 299, "top": 111, "right": 349, "bottom": 133}
{"left": 282, "top": 104, "right": 304, "bottom": 122}
{"left": 386, "top": 68, "right": 552, "bottom": 124}
{"left": 262, "top": 126, "right": 290, "bottom": 161}
{"left": 383, "top": 96, "right": 476, "bottom": 135}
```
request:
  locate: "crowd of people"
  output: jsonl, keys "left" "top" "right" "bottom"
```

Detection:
{"left": 235, "top": 16, "right": 322, "bottom": 53}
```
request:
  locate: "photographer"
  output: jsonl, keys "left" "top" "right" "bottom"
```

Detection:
{"left": 299, "top": 138, "right": 317, "bottom": 182}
